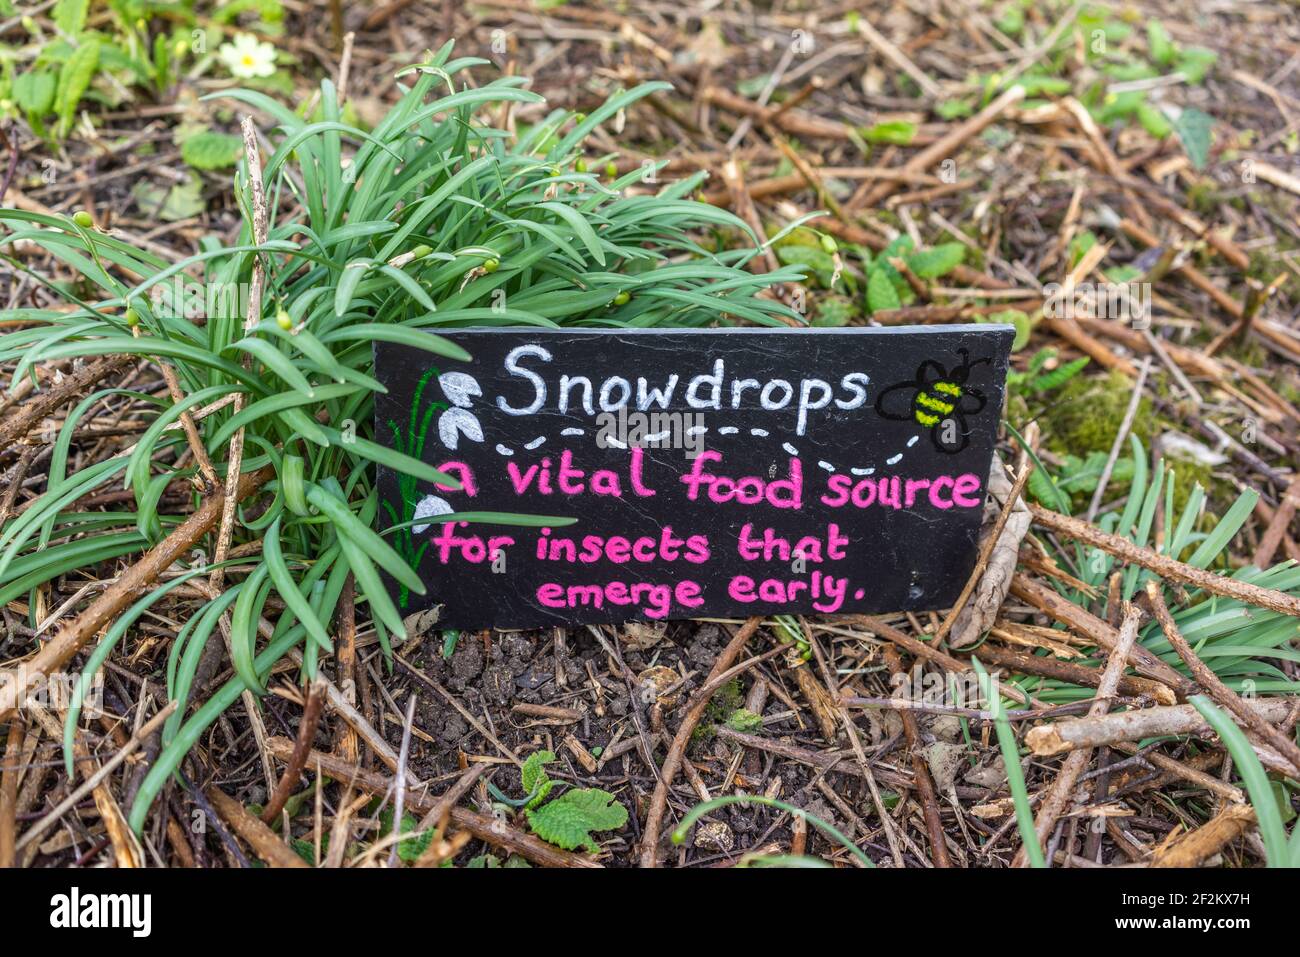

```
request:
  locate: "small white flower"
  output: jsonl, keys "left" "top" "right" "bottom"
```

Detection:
{"left": 218, "top": 33, "right": 277, "bottom": 79}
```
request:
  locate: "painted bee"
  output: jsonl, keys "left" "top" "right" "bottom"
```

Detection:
{"left": 876, "top": 349, "right": 991, "bottom": 453}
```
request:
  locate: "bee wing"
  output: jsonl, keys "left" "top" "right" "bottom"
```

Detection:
{"left": 917, "top": 360, "right": 949, "bottom": 384}
{"left": 875, "top": 380, "right": 919, "bottom": 420}
{"left": 958, "top": 386, "right": 987, "bottom": 414}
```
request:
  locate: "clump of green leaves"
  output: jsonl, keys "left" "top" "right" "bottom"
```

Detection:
{"left": 0, "top": 42, "right": 799, "bottom": 838}
{"left": 943, "top": 5, "right": 1218, "bottom": 167}
{"left": 527, "top": 789, "right": 629, "bottom": 854}
{"left": 864, "top": 237, "right": 966, "bottom": 314}
{"left": 514, "top": 750, "right": 628, "bottom": 853}
{"left": 0, "top": 0, "right": 286, "bottom": 143}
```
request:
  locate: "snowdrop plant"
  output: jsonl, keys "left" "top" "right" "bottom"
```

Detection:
{"left": 0, "top": 40, "right": 804, "bottom": 834}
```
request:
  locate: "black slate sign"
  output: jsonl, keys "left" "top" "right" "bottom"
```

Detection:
{"left": 374, "top": 326, "right": 1013, "bottom": 629}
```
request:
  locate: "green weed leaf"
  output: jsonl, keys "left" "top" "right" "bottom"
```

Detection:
{"left": 55, "top": 37, "right": 99, "bottom": 138}
{"left": 866, "top": 267, "right": 901, "bottom": 313}
{"left": 905, "top": 242, "right": 965, "bottom": 279}
{"left": 526, "top": 788, "right": 628, "bottom": 853}
{"left": 1174, "top": 107, "right": 1214, "bottom": 169}
{"left": 181, "top": 130, "right": 243, "bottom": 170}
{"left": 521, "top": 749, "right": 556, "bottom": 809}
{"left": 52, "top": 0, "right": 88, "bottom": 35}
{"left": 13, "top": 71, "right": 56, "bottom": 117}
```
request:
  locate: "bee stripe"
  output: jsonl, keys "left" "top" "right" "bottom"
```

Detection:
{"left": 933, "top": 381, "right": 961, "bottom": 396}
{"left": 915, "top": 410, "right": 941, "bottom": 427}
{"left": 916, "top": 393, "right": 955, "bottom": 414}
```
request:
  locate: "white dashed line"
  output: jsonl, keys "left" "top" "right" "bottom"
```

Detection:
{"left": 818, "top": 460, "right": 835, "bottom": 473}
{"left": 495, "top": 444, "right": 513, "bottom": 456}
{"left": 782, "top": 442, "right": 799, "bottom": 456}
{"left": 718, "top": 426, "right": 738, "bottom": 435}
{"left": 561, "top": 428, "right": 584, "bottom": 437}
{"left": 524, "top": 436, "right": 546, "bottom": 450}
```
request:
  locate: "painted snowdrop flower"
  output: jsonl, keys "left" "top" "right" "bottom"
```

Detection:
{"left": 436, "top": 372, "right": 484, "bottom": 449}
{"left": 438, "top": 407, "right": 483, "bottom": 450}
{"left": 438, "top": 372, "right": 481, "bottom": 408}
{"left": 218, "top": 34, "right": 277, "bottom": 79}
{"left": 411, "top": 494, "right": 452, "bottom": 534}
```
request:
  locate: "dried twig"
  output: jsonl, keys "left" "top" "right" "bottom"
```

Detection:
{"left": 0, "top": 354, "right": 133, "bottom": 450}
{"left": 0, "top": 718, "right": 24, "bottom": 867}
{"left": 206, "top": 785, "right": 308, "bottom": 869}
{"left": 1010, "top": 574, "right": 1193, "bottom": 694}
{"left": 1013, "top": 605, "right": 1141, "bottom": 867}
{"left": 1151, "top": 804, "right": 1255, "bottom": 867}
{"left": 210, "top": 115, "right": 269, "bottom": 593}
{"left": 261, "top": 677, "right": 327, "bottom": 823}
{"left": 883, "top": 645, "right": 950, "bottom": 867}
{"left": 1026, "top": 698, "right": 1296, "bottom": 756}
{"left": 1029, "top": 503, "right": 1300, "bottom": 619}
{"left": 858, "top": 84, "right": 1026, "bottom": 207}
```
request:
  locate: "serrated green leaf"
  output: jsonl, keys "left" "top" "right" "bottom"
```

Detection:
{"left": 905, "top": 242, "right": 965, "bottom": 279}
{"left": 936, "top": 99, "right": 973, "bottom": 120}
{"left": 526, "top": 788, "right": 628, "bottom": 853}
{"left": 1175, "top": 107, "right": 1214, "bottom": 169}
{"left": 181, "top": 130, "right": 243, "bottom": 170}
{"left": 521, "top": 749, "right": 556, "bottom": 809}
{"left": 13, "top": 71, "right": 55, "bottom": 116}
{"left": 725, "top": 708, "right": 763, "bottom": 732}
{"left": 811, "top": 295, "right": 857, "bottom": 327}
{"left": 54, "top": 37, "right": 98, "bottom": 138}
{"left": 1068, "top": 230, "right": 1097, "bottom": 269}
{"left": 982, "top": 308, "right": 1032, "bottom": 350}
{"left": 866, "top": 267, "right": 901, "bottom": 313}
{"left": 1032, "top": 355, "right": 1090, "bottom": 392}
{"left": 379, "top": 806, "right": 433, "bottom": 862}
{"left": 776, "top": 244, "right": 836, "bottom": 288}
{"left": 131, "top": 172, "right": 206, "bottom": 221}
{"left": 53, "top": 0, "right": 88, "bottom": 35}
